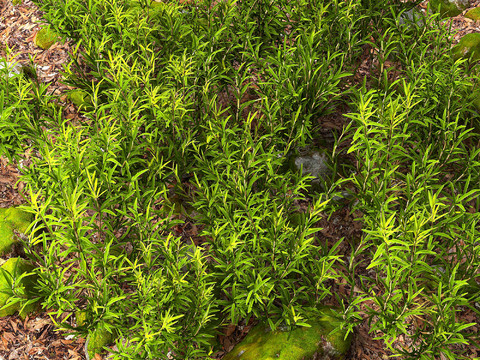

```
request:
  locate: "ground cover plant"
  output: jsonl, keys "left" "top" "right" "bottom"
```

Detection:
{"left": 1, "top": 0, "right": 480, "bottom": 358}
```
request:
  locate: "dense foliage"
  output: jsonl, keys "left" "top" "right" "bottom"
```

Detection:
{"left": 1, "top": 0, "right": 480, "bottom": 358}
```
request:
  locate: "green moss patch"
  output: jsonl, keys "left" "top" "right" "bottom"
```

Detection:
{"left": 223, "top": 307, "right": 351, "bottom": 360}
{"left": 429, "top": 0, "right": 467, "bottom": 18}
{"left": 87, "top": 322, "right": 116, "bottom": 358}
{"left": 68, "top": 90, "right": 93, "bottom": 110}
{"left": 0, "top": 258, "right": 39, "bottom": 318}
{"left": 0, "top": 207, "right": 33, "bottom": 255}
{"left": 76, "top": 312, "right": 117, "bottom": 358}
{"left": 466, "top": 7, "right": 480, "bottom": 21}
{"left": 34, "top": 27, "right": 59, "bottom": 50}
{"left": 452, "top": 33, "right": 480, "bottom": 63}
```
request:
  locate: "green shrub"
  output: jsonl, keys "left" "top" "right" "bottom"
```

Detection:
{"left": 0, "top": 51, "right": 54, "bottom": 163}
{"left": 1, "top": 0, "right": 479, "bottom": 358}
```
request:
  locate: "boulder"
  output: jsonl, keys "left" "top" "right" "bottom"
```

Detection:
{"left": 0, "top": 207, "right": 33, "bottom": 255}
{"left": 452, "top": 33, "right": 480, "bottom": 62}
{"left": 429, "top": 0, "right": 469, "bottom": 18}
{"left": 34, "top": 27, "right": 59, "bottom": 50}
{"left": 0, "top": 257, "right": 39, "bottom": 318}
{"left": 223, "top": 307, "right": 351, "bottom": 360}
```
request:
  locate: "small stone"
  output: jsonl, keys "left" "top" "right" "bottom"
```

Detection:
{"left": 0, "top": 59, "right": 22, "bottom": 79}
{"left": 288, "top": 146, "right": 334, "bottom": 192}
{"left": 34, "top": 27, "right": 59, "bottom": 50}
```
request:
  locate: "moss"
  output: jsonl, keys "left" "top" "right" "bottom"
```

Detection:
{"left": 0, "top": 258, "right": 39, "bottom": 318}
{"left": 223, "top": 307, "right": 351, "bottom": 360}
{"left": 69, "top": 90, "right": 93, "bottom": 110}
{"left": 429, "top": 0, "right": 466, "bottom": 18}
{"left": 314, "top": 306, "right": 352, "bottom": 355}
{"left": 12, "top": 0, "right": 22, "bottom": 5}
{"left": 88, "top": 322, "right": 116, "bottom": 358}
{"left": 0, "top": 207, "right": 33, "bottom": 255}
{"left": 465, "top": 7, "right": 480, "bottom": 21}
{"left": 452, "top": 33, "right": 480, "bottom": 63}
{"left": 34, "top": 27, "right": 59, "bottom": 50}
{"left": 76, "top": 312, "right": 117, "bottom": 357}
{"left": 76, "top": 310, "right": 87, "bottom": 327}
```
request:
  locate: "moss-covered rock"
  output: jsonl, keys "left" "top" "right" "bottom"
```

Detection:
{"left": 75, "top": 311, "right": 117, "bottom": 358}
{"left": 452, "top": 33, "right": 480, "bottom": 63}
{"left": 0, "top": 258, "right": 39, "bottom": 318}
{"left": 429, "top": 0, "right": 468, "bottom": 18}
{"left": 465, "top": 7, "right": 480, "bottom": 20}
{"left": 76, "top": 310, "right": 88, "bottom": 327}
{"left": 87, "top": 322, "right": 116, "bottom": 358}
{"left": 34, "top": 27, "right": 59, "bottom": 50}
{"left": 68, "top": 90, "right": 93, "bottom": 110}
{"left": 0, "top": 207, "right": 33, "bottom": 255}
{"left": 223, "top": 307, "right": 352, "bottom": 360}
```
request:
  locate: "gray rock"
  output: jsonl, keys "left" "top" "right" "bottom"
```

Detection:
{"left": 290, "top": 147, "right": 334, "bottom": 192}
{"left": 398, "top": 8, "right": 426, "bottom": 27}
{"left": 0, "top": 59, "right": 22, "bottom": 79}
{"left": 452, "top": 0, "right": 470, "bottom": 9}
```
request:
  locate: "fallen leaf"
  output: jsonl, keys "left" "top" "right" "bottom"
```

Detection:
{"left": 224, "top": 324, "right": 236, "bottom": 337}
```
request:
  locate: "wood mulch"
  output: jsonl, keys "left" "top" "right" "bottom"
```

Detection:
{"left": 0, "top": 315, "right": 85, "bottom": 360}
{"left": 1, "top": 0, "right": 480, "bottom": 359}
